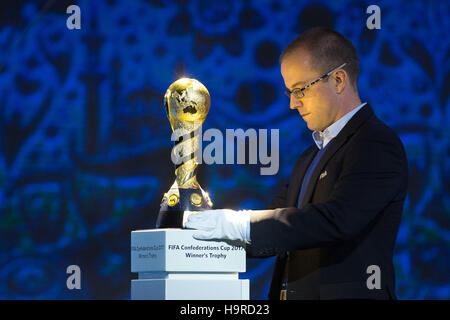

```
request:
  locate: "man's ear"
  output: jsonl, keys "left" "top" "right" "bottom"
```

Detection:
{"left": 333, "top": 69, "right": 347, "bottom": 94}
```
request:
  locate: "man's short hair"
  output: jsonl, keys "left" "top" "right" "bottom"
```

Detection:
{"left": 280, "top": 27, "right": 360, "bottom": 89}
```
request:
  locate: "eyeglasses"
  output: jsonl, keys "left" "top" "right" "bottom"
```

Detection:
{"left": 284, "top": 62, "right": 347, "bottom": 99}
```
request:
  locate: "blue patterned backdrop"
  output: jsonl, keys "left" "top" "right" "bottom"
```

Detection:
{"left": 0, "top": 0, "right": 448, "bottom": 299}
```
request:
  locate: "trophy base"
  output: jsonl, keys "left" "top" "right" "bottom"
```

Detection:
{"left": 156, "top": 185, "right": 213, "bottom": 229}
{"left": 130, "top": 229, "right": 249, "bottom": 300}
{"left": 155, "top": 210, "right": 185, "bottom": 229}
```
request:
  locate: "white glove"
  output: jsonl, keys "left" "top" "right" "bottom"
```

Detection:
{"left": 183, "top": 209, "right": 251, "bottom": 243}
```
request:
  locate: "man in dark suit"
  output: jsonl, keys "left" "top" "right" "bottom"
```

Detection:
{"left": 184, "top": 27, "right": 408, "bottom": 300}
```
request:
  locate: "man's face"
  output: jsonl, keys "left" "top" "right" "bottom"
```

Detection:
{"left": 280, "top": 49, "right": 338, "bottom": 132}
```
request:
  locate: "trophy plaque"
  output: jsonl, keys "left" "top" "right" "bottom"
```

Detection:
{"left": 156, "top": 78, "right": 213, "bottom": 228}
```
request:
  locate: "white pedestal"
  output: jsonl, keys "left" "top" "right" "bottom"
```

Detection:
{"left": 130, "top": 229, "right": 249, "bottom": 300}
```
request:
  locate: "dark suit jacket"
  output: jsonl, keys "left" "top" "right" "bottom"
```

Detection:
{"left": 247, "top": 104, "right": 408, "bottom": 300}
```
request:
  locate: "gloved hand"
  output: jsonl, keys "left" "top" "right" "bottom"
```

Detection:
{"left": 183, "top": 209, "right": 251, "bottom": 243}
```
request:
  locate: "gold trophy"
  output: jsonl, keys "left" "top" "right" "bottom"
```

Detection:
{"left": 156, "top": 78, "right": 213, "bottom": 228}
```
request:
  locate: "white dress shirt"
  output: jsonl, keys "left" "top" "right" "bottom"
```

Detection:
{"left": 312, "top": 102, "right": 367, "bottom": 149}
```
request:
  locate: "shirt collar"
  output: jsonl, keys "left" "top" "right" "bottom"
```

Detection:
{"left": 312, "top": 102, "right": 367, "bottom": 149}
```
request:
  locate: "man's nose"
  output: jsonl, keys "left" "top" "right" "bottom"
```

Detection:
{"left": 290, "top": 95, "right": 302, "bottom": 109}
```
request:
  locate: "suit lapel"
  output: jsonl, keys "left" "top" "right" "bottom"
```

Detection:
{"left": 286, "top": 146, "right": 317, "bottom": 206}
{"left": 298, "top": 134, "right": 346, "bottom": 208}
{"left": 298, "top": 104, "right": 375, "bottom": 208}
